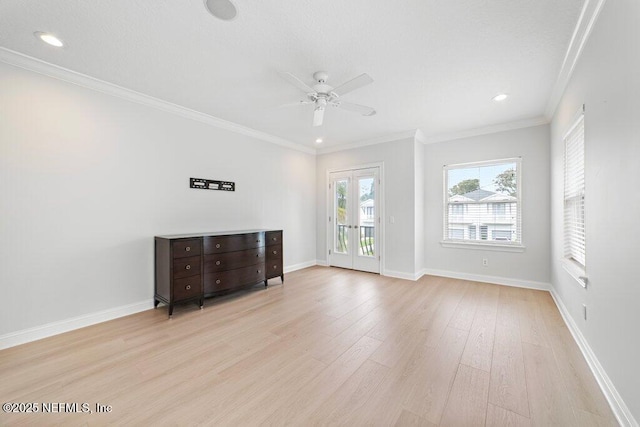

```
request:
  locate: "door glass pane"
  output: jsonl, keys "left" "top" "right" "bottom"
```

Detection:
{"left": 335, "top": 179, "right": 348, "bottom": 254}
{"left": 358, "top": 177, "right": 375, "bottom": 257}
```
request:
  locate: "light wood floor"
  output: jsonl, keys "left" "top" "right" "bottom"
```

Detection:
{"left": 0, "top": 267, "right": 618, "bottom": 426}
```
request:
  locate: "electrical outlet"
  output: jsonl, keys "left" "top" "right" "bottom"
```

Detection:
{"left": 583, "top": 304, "right": 587, "bottom": 320}
{"left": 482, "top": 258, "right": 488, "bottom": 267}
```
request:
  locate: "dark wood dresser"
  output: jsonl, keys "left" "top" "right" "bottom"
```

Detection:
{"left": 154, "top": 229, "right": 283, "bottom": 317}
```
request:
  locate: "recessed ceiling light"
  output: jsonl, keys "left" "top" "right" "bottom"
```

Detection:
{"left": 493, "top": 93, "right": 508, "bottom": 102}
{"left": 204, "top": 0, "right": 238, "bottom": 21}
{"left": 315, "top": 138, "right": 323, "bottom": 144}
{"left": 34, "top": 32, "right": 64, "bottom": 47}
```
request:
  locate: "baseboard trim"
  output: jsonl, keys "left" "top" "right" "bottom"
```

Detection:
{"left": 421, "top": 268, "right": 551, "bottom": 291}
{"left": 549, "top": 289, "right": 637, "bottom": 427}
{"left": 315, "top": 259, "right": 328, "bottom": 267}
{"left": 0, "top": 300, "right": 154, "bottom": 350}
{"left": 284, "top": 260, "right": 317, "bottom": 273}
{"left": 383, "top": 269, "right": 421, "bottom": 281}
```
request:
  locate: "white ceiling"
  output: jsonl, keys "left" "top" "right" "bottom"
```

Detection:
{"left": 0, "top": 0, "right": 585, "bottom": 150}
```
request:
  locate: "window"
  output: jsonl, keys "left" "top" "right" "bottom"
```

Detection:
{"left": 468, "top": 225, "right": 477, "bottom": 240}
{"left": 564, "top": 111, "right": 586, "bottom": 270}
{"left": 451, "top": 204, "right": 464, "bottom": 215}
{"left": 443, "top": 158, "right": 522, "bottom": 248}
{"left": 449, "top": 228, "right": 464, "bottom": 239}
{"left": 491, "top": 203, "right": 506, "bottom": 216}
{"left": 480, "top": 225, "right": 488, "bottom": 240}
{"left": 492, "top": 230, "right": 512, "bottom": 241}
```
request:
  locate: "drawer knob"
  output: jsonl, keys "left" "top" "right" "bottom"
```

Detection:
{"left": 186, "top": 284, "right": 191, "bottom": 290}
{"left": 272, "top": 237, "right": 277, "bottom": 241}
{"left": 216, "top": 279, "right": 221, "bottom": 284}
{"left": 257, "top": 270, "right": 261, "bottom": 273}
{"left": 216, "top": 260, "right": 221, "bottom": 265}
{"left": 256, "top": 240, "right": 260, "bottom": 243}
{"left": 273, "top": 265, "right": 277, "bottom": 269}
{"left": 273, "top": 250, "right": 277, "bottom": 255}
{"left": 185, "top": 265, "right": 191, "bottom": 270}
{"left": 216, "top": 243, "right": 221, "bottom": 249}
{"left": 186, "top": 246, "right": 191, "bottom": 252}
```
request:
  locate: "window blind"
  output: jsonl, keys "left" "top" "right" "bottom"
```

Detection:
{"left": 563, "top": 114, "right": 585, "bottom": 267}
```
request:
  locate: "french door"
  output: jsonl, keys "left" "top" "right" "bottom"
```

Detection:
{"left": 329, "top": 167, "right": 380, "bottom": 273}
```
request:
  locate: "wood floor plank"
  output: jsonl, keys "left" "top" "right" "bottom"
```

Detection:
{"left": 0, "top": 268, "right": 615, "bottom": 426}
{"left": 393, "top": 409, "right": 437, "bottom": 426}
{"left": 573, "top": 408, "right": 620, "bottom": 427}
{"left": 262, "top": 335, "right": 382, "bottom": 425}
{"left": 440, "top": 364, "right": 490, "bottom": 426}
{"left": 307, "top": 359, "right": 389, "bottom": 425}
{"left": 403, "top": 326, "right": 469, "bottom": 424}
{"left": 460, "top": 283, "right": 499, "bottom": 372}
{"left": 448, "top": 281, "right": 482, "bottom": 331}
{"left": 517, "top": 294, "right": 550, "bottom": 348}
{"left": 521, "top": 342, "right": 576, "bottom": 426}
{"left": 488, "top": 290, "right": 530, "bottom": 418}
{"left": 486, "top": 403, "right": 532, "bottom": 427}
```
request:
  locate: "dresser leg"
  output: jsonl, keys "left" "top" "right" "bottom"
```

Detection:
{"left": 281, "top": 274, "right": 284, "bottom": 284}
{"left": 264, "top": 279, "right": 268, "bottom": 287}
{"left": 200, "top": 297, "right": 204, "bottom": 309}
{"left": 168, "top": 304, "right": 174, "bottom": 318}
{"left": 154, "top": 299, "right": 160, "bottom": 308}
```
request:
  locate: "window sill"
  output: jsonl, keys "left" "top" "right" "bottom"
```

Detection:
{"left": 562, "top": 258, "right": 587, "bottom": 288}
{"left": 440, "top": 240, "right": 525, "bottom": 253}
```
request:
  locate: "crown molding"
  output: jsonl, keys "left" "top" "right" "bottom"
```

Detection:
{"left": 544, "top": 0, "right": 608, "bottom": 119}
{"left": 0, "top": 47, "right": 315, "bottom": 155}
{"left": 422, "top": 116, "right": 549, "bottom": 144}
{"left": 316, "top": 129, "right": 420, "bottom": 155}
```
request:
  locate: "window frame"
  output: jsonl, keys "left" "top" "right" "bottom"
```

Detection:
{"left": 562, "top": 106, "right": 587, "bottom": 287}
{"left": 441, "top": 158, "right": 524, "bottom": 252}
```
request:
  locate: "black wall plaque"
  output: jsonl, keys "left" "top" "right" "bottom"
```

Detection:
{"left": 190, "top": 178, "right": 235, "bottom": 191}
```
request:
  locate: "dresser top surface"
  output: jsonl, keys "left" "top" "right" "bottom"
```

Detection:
{"left": 155, "top": 229, "right": 281, "bottom": 240}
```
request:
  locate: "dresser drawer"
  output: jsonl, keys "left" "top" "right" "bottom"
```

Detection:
{"left": 172, "top": 239, "right": 201, "bottom": 259}
{"left": 204, "top": 247, "right": 265, "bottom": 273}
{"left": 266, "top": 231, "right": 282, "bottom": 246}
{"left": 173, "top": 275, "right": 201, "bottom": 301}
{"left": 173, "top": 256, "right": 201, "bottom": 279}
{"left": 204, "top": 232, "right": 265, "bottom": 254}
{"left": 266, "top": 261, "right": 283, "bottom": 279}
{"left": 204, "top": 265, "right": 266, "bottom": 293}
{"left": 266, "top": 245, "right": 282, "bottom": 260}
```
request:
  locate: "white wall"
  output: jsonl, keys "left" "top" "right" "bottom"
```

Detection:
{"left": 0, "top": 62, "right": 316, "bottom": 337}
{"left": 424, "top": 124, "right": 551, "bottom": 285}
{"left": 550, "top": 0, "right": 640, "bottom": 421}
{"left": 414, "top": 140, "right": 425, "bottom": 274}
{"left": 315, "top": 137, "right": 419, "bottom": 278}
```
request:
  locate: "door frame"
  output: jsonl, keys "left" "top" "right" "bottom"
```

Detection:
{"left": 326, "top": 162, "right": 385, "bottom": 274}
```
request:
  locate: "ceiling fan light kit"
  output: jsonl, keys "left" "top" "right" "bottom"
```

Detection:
{"left": 280, "top": 70, "right": 376, "bottom": 127}
{"left": 204, "top": 0, "right": 238, "bottom": 21}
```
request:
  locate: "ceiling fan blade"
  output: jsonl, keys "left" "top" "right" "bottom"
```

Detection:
{"left": 337, "top": 101, "right": 376, "bottom": 116}
{"left": 332, "top": 73, "right": 373, "bottom": 96}
{"left": 277, "top": 100, "right": 313, "bottom": 108}
{"left": 279, "top": 71, "right": 315, "bottom": 93}
{"left": 313, "top": 108, "right": 325, "bottom": 127}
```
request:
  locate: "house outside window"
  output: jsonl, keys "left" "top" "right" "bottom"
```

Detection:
{"left": 442, "top": 158, "right": 522, "bottom": 249}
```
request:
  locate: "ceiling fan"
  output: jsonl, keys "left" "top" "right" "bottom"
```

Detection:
{"left": 280, "top": 71, "right": 376, "bottom": 127}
